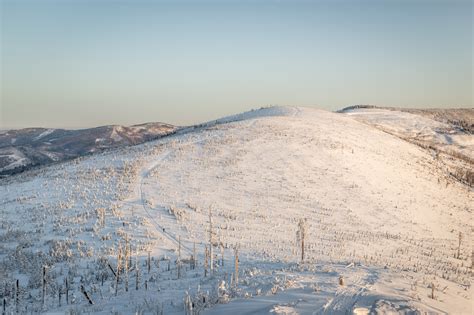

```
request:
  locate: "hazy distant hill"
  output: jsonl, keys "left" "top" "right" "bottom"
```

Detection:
{"left": 0, "top": 122, "right": 176, "bottom": 176}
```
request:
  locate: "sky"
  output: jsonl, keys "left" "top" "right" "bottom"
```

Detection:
{"left": 0, "top": 0, "right": 472, "bottom": 129}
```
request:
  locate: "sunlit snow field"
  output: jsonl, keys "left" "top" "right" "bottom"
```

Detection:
{"left": 1, "top": 107, "right": 472, "bottom": 314}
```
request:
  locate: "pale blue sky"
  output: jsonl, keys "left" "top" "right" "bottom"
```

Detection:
{"left": 1, "top": 0, "right": 472, "bottom": 128}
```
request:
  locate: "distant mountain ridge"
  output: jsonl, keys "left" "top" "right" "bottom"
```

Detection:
{"left": 0, "top": 122, "right": 176, "bottom": 176}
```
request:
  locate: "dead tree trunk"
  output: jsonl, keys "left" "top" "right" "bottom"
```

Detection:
{"left": 457, "top": 232, "right": 462, "bottom": 259}
{"left": 42, "top": 266, "right": 46, "bottom": 307}
{"left": 125, "top": 238, "right": 129, "bottom": 292}
{"left": 80, "top": 285, "right": 94, "bottom": 305}
{"left": 301, "top": 237, "right": 305, "bottom": 262}
{"left": 125, "top": 267, "right": 129, "bottom": 292}
{"left": 297, "top": 219, "right": 307, "bottom": 263}
{"left": 107, "top": 263, "right": 117, "bottom": 278}
{"left": 471, "top": 250, "right": 474, "bottom": 269}
{"left": 65, "top": 278, "right": 69, "bottom": 305}
{"left": 178, "top": 236, "right": 181, "bottom": 261}
{"left": 58, "top": 285, "right": 61, "bottom": 307}
{"left": 209, "top": 208, "right": 214, "bottom": 275}
{"left": 177, "top": 236, "right": 182, "bottom": 279}
{"left": 129, "top": 243, "right": 132, "bottom": 270}
{"left": 135, "top": 257, "right": 139, "bottom": 290}
{"left": 147, "top": 252, "right": 151, "bottom": 274}
{"left": 15, "top": 279, "right": 19, "bottom": 313}
{"left": 220, "top": 243, "right": 224, "bottom": 267}
{"left": 192, "top": 242, "right": 197, "bottom": 270}
{"left": 115, "top": 244, "right": 122, "bottom": 296}
{"left": 234, "top": 246, "right": 239, "bottom": 286}
{"left": 125, "top": 237, "right": 129, "bottom": 272}
{"left": 204, "top": 246, "right": 208, "bottom": 277}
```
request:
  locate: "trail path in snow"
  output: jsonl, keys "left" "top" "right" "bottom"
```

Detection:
{"left": 120, "top": 147, "right": 196, "bottom": 256}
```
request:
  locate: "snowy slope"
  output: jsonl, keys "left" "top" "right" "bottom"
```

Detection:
{"left": 343, "top": 107, "right": 473, "bottom": 187}
{"left": 1, "top": 106, "right": 472, "bottom": 314}
{"left": 343, "top": 108, "right": 473, "bottom": 160}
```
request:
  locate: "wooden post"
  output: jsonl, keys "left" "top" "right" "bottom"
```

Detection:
{"left": 3, "top": 298, "right": 6, "bottom": 315}
{"left": 431, "top": 282, "right": 435, "bottom": 299}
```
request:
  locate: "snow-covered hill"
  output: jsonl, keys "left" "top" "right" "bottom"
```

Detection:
{"left": 0, "top": 122, "right": 176, "bottom": 176}
{"left": 1, "top": 106, "right": 472, "bottom": 314}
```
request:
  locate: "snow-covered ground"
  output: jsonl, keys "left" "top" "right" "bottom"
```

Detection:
{"left": 0, "top": 106, "right": 472, "bottom": 314}
{"left": 344, "top": 108, "right": 473, "bottom": 160}
{"left": 343, "top": 108, "right": 473, "bottom": 187}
